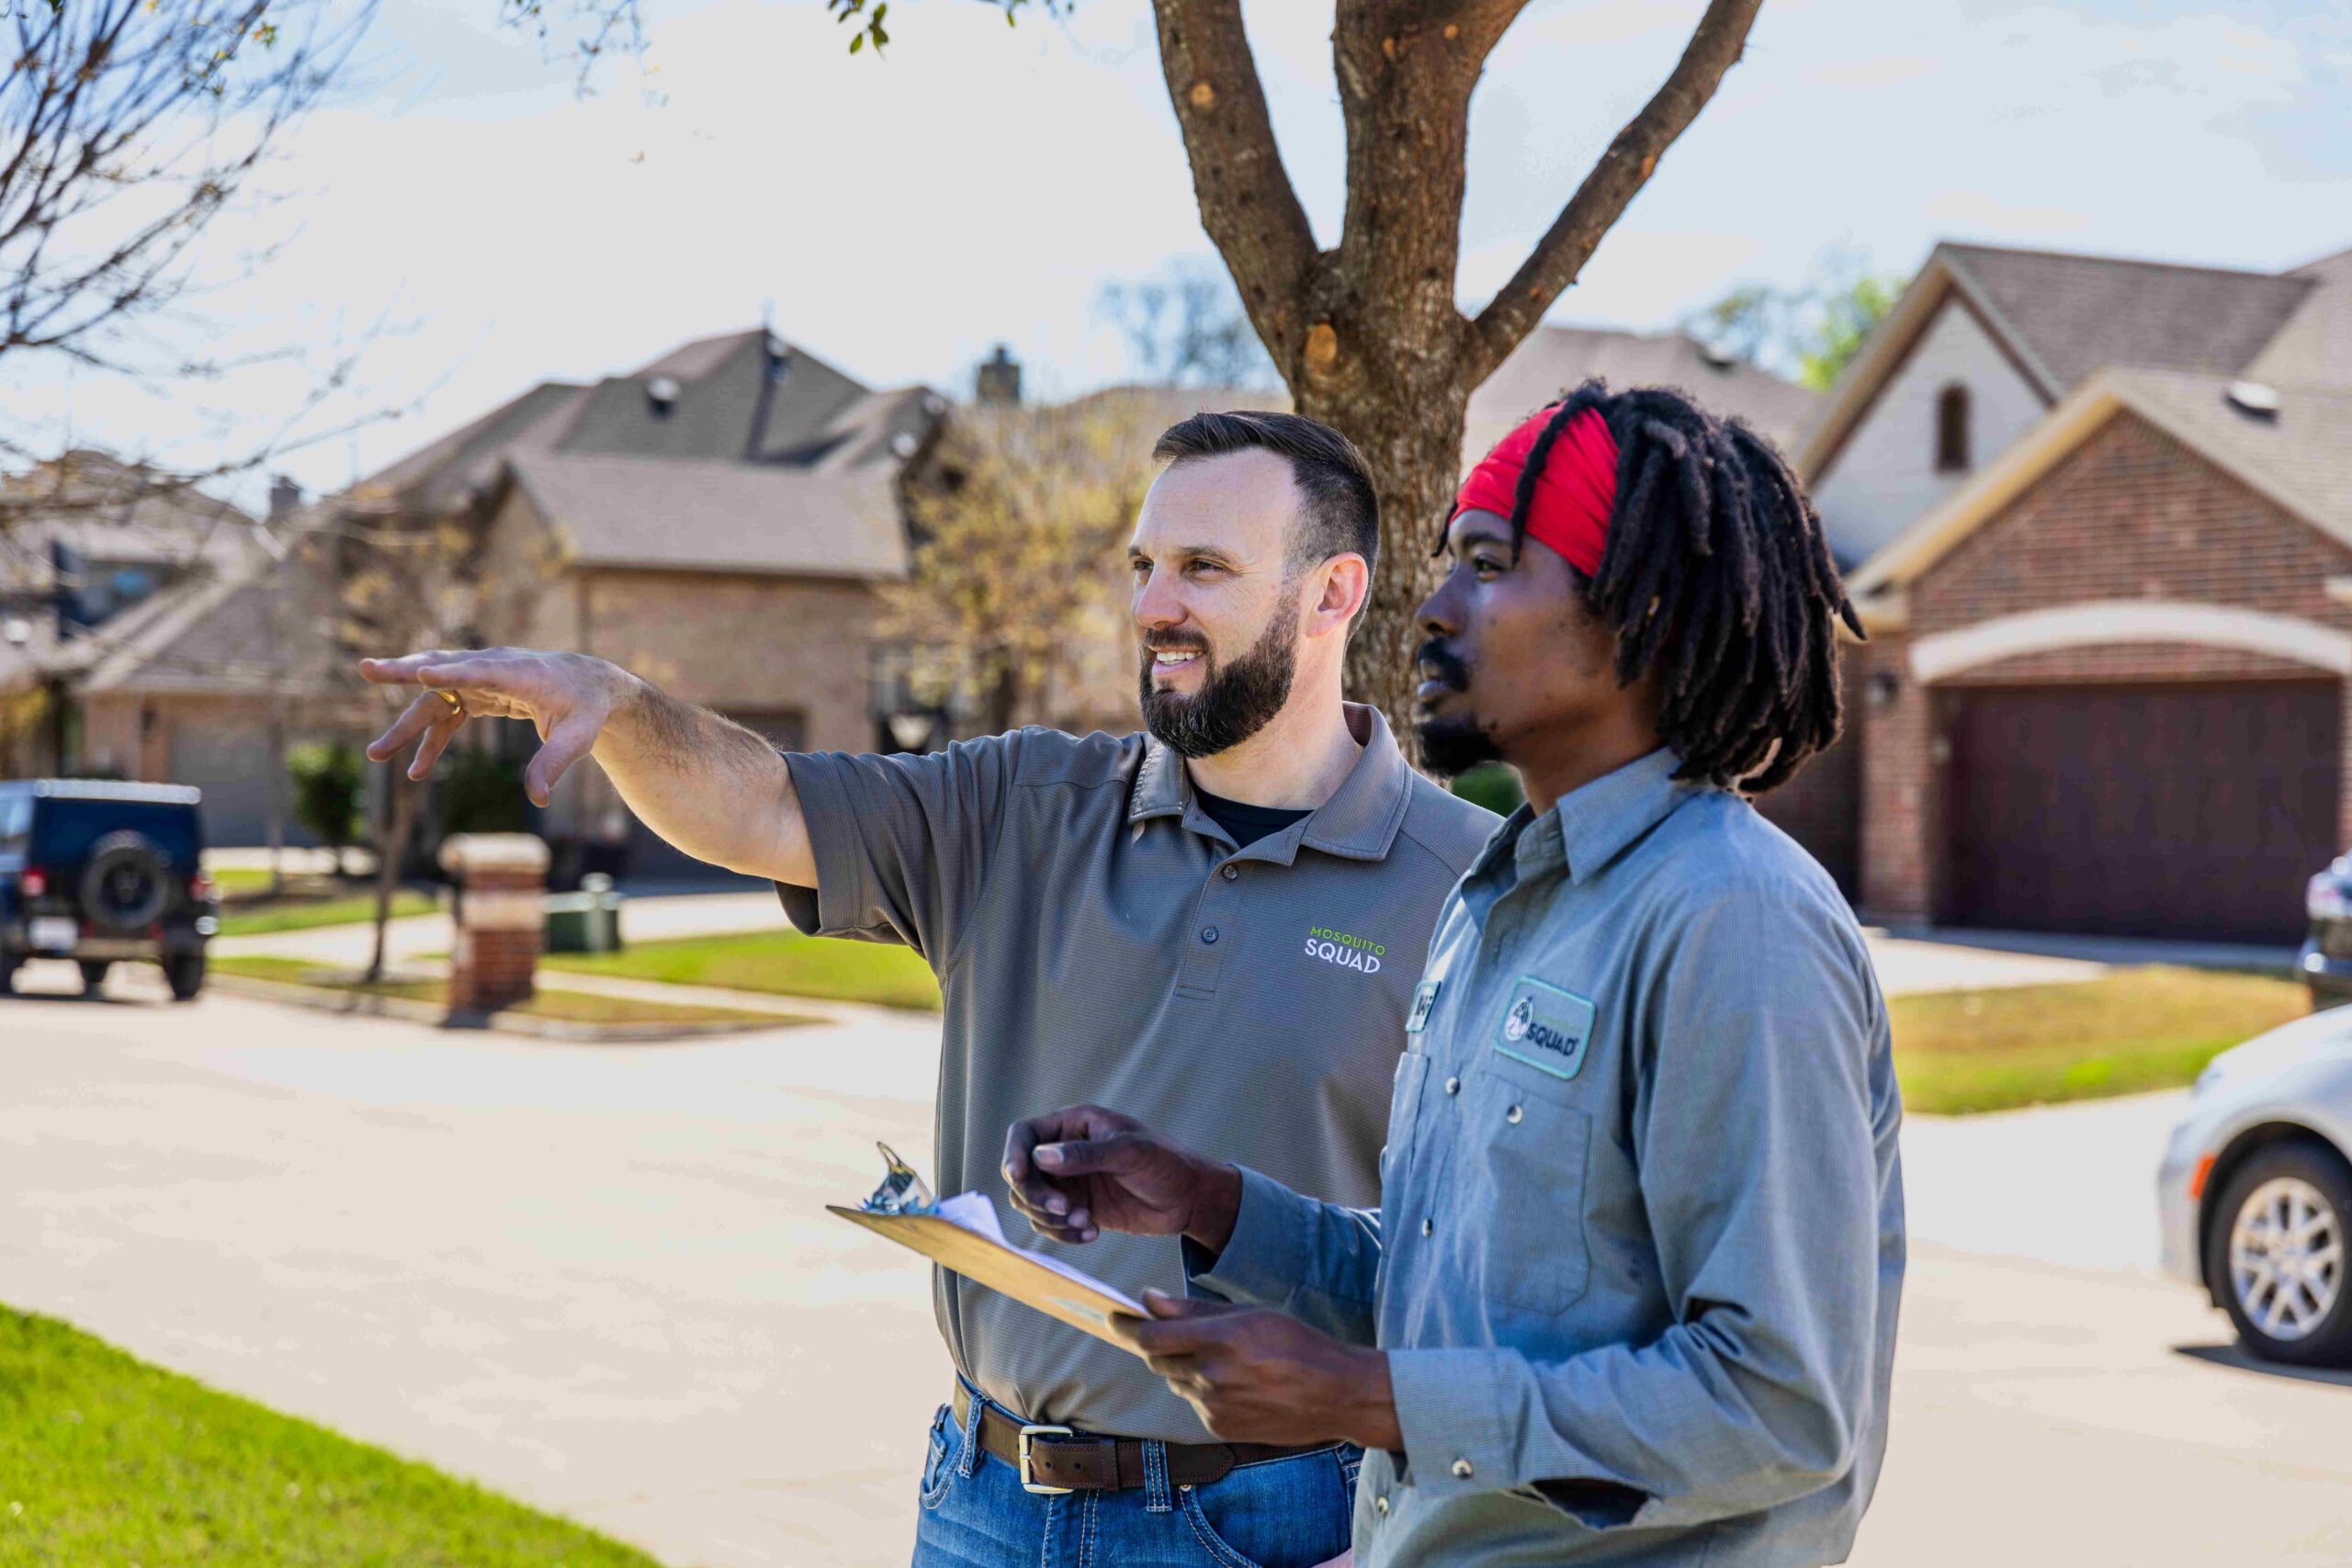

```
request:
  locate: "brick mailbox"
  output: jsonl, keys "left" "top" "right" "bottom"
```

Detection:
{"left": 437, "top": 833, "right": 550, "bottom": 1015}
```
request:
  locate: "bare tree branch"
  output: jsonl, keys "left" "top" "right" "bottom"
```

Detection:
{"left": 1462, "top": 0, "right": 1762, "bottom": 384}
{"left": 1148, "top": 0, "right": 1319, "bottom": 371}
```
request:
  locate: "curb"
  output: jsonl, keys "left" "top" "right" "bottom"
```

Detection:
{"left": 207, "top": 972, "right": 810, "bottom": 1043}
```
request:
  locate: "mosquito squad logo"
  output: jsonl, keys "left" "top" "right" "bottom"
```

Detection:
{"left": 1493, "top": 977, "right": 1595, "bottom": 1080}
{"left": 1305, "top": 924, "right": 1386, "bottom": 976}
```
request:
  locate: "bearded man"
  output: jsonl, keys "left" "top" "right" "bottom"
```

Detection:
{"left": 359, "top": 410, "right": 1498, "bottom": 1568}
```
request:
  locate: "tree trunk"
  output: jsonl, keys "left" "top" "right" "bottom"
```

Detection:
{"left": 1301, "top": 376, "right": 1472, "bottom": 758}
{"left": 366, "top": 763, "right": 419, "bottom": 985}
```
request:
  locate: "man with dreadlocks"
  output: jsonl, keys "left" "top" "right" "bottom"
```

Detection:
{"left": 1001, "top": 381, "right": 1905, "bottom": 1567}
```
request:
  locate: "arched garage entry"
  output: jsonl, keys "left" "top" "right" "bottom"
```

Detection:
{"left": 1916, "top": 604, "right": 2348, "bottom": 944}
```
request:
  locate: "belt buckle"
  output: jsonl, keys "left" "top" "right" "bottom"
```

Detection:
{"left": 1018, "top": 1424, "right": 1076, "bottom": 1495}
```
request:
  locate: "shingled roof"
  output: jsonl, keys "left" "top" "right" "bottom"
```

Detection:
{"left": 1939, "top": 243, "right": 2315, "bottom": 392}
{"left": 326, "top": 327, "right": 943, "bottom": 581}
{"left": 1797, "top": 240, "right": 2351, "bottom": 485}
{"left": 1468, "top": 325, "right": 1816, "bottom": 460}
{"left": 498, "top": 452, "right": 908, "bottom": 580}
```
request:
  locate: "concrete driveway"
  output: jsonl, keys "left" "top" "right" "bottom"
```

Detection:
{"left": 8, "top": 962, "right": 2343, "bottom": 1568}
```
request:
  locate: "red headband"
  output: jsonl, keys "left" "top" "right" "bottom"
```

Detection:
{"left": 1451, "top": 404, "right": 1621, "bottom": 577}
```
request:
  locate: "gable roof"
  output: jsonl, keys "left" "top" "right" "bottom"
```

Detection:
{"left": 1796, "top": 241, "right": 2337, "bottom": 483}
{"left": 1468, "top": 324, "right": 1816, "bottom": 461}
{"left": 499, "top": 452, "right": 908, "bottom": 580}
{"left": 1849, "top": 368, "right": 2352, "bottom": 598}
{"left": 340, "top": 329, "right": 944, "bottom": 521}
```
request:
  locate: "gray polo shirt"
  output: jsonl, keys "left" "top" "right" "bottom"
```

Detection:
{"left": 777, "top": 704, "right": 1498, "bottom": 1439}
{"left": 1193, "top": 748, "right": 1905, "bottom": 1566}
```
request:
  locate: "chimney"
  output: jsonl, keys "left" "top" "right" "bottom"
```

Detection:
{"left": 268, "top": 474, "right": 303, "bottom": 521}
{"left": 976, "top": 344, "right": 1023, "bottom": 408}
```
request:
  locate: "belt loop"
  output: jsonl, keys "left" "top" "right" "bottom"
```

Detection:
{"left": 956, "top": 1376, "right": 985, "bottom": 1480}
{"left": 1142, "top": 1438, "right": 1173, "bottom": 1514}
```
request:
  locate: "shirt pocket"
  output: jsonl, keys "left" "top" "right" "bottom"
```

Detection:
{"left": 1461, "top": 1054, "right": 1593, "bottom": 1316}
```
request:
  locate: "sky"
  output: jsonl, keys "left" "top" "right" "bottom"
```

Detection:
{"left": 16, "top": 0, "right": 2352, "bottom": 511}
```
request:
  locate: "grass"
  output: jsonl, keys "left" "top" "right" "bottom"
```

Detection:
{"left": 210, "top": 955, "right": 804, "bottom": 1029}
{"left": 1891, "top": 965, "right": 2312, "bottom": 1115}
{"left": 212, "top": 892, "right": 437, "bottom": 939}
{"left": 537, "top": 929, "right": 943, "bottom": 1011}
{"left": 0, "top": 1304, "right": 665, "bottom": 1566}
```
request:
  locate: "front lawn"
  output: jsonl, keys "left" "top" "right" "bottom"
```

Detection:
{"left": 0, "top": 1305, "right": 665, "bottom": 1566}
{"left": 213, "top": 891, "right": 438, "bottom": 939}
{"left": 538, "top": 929, "right": 943, "bottom": 1011}
{"left": 1891, "top": 965, "right": 2310, "bottom": 1115}
{"left": 211, "top": 956, "right": 808, "bottom": 1029}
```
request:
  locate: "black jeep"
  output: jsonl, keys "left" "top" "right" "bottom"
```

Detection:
{"left": 0, "top": 780, "right": 218, "bottom": 1000}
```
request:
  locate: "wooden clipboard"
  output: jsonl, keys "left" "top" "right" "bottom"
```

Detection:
{"left": 827, "top": 1205, "right": 1145, "bottom": 1352}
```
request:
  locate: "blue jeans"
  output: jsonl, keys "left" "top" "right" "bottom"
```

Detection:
{"left": 911, "top": 1380, "right": 1361, "bottom": 1568}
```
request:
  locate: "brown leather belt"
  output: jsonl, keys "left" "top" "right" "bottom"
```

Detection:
{"left": 952, "top": 1382, "right": 1327, "bottom": 1495}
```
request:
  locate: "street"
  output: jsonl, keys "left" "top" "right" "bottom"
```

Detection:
{"left": 5, "top": 964, "right": 2346, "bottom": 1567}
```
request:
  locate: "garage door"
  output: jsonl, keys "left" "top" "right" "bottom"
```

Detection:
{"left": 170, "top": 724, "right": 279, "bottom": 848}
{"left": 1943, "top": 682, "right": 2340, "bottom": 943}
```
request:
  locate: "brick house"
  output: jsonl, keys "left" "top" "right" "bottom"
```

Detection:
{"left": 321, "top": 328, "right": 944, "bottom": 874}
{"left": 0, "top": 453, "right": 356, "bottom": 844}
{"left": 1769, "top": 241, "right": 2352, "bottom": 942}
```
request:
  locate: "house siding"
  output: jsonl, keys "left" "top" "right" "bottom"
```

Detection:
{"left": 1812, "top": 296, "right": 2050, "bottom": 568}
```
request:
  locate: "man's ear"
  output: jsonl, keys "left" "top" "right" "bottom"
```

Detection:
{"left": 1309, "top": 553, "right": 1370, "bottom": 635}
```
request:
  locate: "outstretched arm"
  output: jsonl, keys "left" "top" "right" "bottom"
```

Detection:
{"left": 360, "top": 648, "right": 815, "bottom": 886}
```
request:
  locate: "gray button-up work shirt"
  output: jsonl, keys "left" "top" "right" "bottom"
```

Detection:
{"left": 778, "top": 705, "right": 1497, "bottom": 1439}
{"left": 1194, "top": 749, "right": 1905, "bottom": 1566}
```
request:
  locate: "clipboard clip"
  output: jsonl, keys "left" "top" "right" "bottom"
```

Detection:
{"left": 860, "top": 1141, "right": 936, "bottom": 1216}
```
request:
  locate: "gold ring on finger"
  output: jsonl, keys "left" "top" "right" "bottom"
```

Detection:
{"left": 434, "top": 688, "right": 465, "bottom": 718}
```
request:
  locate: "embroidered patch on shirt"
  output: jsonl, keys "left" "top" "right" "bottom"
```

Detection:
{"left": 1406, "top": 980, "right": 1441, "bottom": 1034}
{"left": 1493, "top": 976, "right": 1595, "bottom": 1080}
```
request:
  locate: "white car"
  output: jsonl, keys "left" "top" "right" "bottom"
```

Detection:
{"left": 2158, "top": 1010, "right": 2352, "bottom": 1366}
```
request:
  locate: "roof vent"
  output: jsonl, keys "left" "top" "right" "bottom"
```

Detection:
{"left": 2225, "top": 380, "right": 2280, "bottom": 421}
{"left": 646, "top": 375, "right": 682, "bottom": 418}
{"left": 1696, "top": 340, "right": 1740, "bottom": 371}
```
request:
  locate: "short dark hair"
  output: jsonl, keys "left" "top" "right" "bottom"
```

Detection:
{"left": 1152, "top": 411, "right": 1380, "bottom": 583}
{"left": 1468, "top": 379, "right": 1860, "bottom": 794}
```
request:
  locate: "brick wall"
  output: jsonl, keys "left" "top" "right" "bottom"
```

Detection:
{"left": 1858, "top": 410, "right": 2352, "bottom": 922}
{"left": 1909, "top": 412, "right": 2352, "bottom": 646}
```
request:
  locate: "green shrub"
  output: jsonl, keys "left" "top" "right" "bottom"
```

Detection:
{"left": 1449, "top": 761, "right": 1523, "bottom": 817}
{"left": 435, "top": 745, "right": 532, "bottom": 836}
{"left": 287, "top": 741, "right": 366, "bottom": 852}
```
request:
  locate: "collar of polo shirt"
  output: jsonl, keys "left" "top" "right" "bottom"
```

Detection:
{"left": 1129, "top": 701, "right": 1414, "bottom": 864}
{"left": 1469, "top": 748, "right": 1698, "bottom": 888}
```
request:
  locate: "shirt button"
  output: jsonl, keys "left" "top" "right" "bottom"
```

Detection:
{"left": 1374, "top": 1495, "right": 1390, "bottom": 1517}
{"left": 1420, "top": 1217, "right": 1432, "bottom": 1236}
{"left": 1506, "top": 1104, "right": 1523, "bottom": 1125}
{"left": 1452, "top": 1458, "right": 1474, "bottom": 1480}
{"left": 1201, "top": 925, "right": 1219, "bottom": 944}
{"left": 1444, "top": 1076, "right": 1461, "bottom": 1096}
{"left": 1220, "top": 864, "right": 1238, "bottom": 880}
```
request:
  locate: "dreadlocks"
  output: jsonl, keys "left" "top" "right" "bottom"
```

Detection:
{"left": 1478, "top": 378, "right": 1861, "bottom": 795}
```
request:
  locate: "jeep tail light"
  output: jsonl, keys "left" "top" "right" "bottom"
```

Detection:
{"left": 191, "top": 871, "right": 215, "bottom": 903}
{"left": 21, "top": 868, "right": 45, "bottom": 898}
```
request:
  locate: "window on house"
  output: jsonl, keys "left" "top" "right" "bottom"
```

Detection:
{"left": 1936, "top": 383, "right": 1972, "bottom": 473}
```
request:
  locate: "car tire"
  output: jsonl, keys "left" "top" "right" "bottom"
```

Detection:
{"left": 0, "top": 953, "right": 17, "bottom": 996}
{"left": 165, "top": 952, "right": 205, "bottom": 1003}
{"left": 78, "top": 959, "right": 110, "bottom": 996}
{"left": 2207, "top": 1139, "right": 2352, "bottom": 1369}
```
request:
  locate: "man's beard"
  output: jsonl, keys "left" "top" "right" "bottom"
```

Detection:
{"left": 1411, "top": 637, "right": 1502, "bottom": 777}
{"left": 1139, "top": 612, "right": 1298, "bottom": 759}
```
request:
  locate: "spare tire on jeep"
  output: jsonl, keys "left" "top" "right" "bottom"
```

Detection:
{"left": 80, "top": 829, "right": 171, "bottom": 931}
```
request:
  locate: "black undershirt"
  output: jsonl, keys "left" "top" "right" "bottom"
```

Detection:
{"left": 1192, "top": 784, "right": 1314, "bottom": 851}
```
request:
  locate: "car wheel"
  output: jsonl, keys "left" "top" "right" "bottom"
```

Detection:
{"left": 0, "top": 953, "right": 17, "bottom": 995}
{"left": 165, "top": 952, "right": 205, "bottom": 1003}
{"left": 78, "top": 959, "right": 110, "bottom": 996}
{"left": 2208, "top": 1139, "right": 2352, "bottom": 1368}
